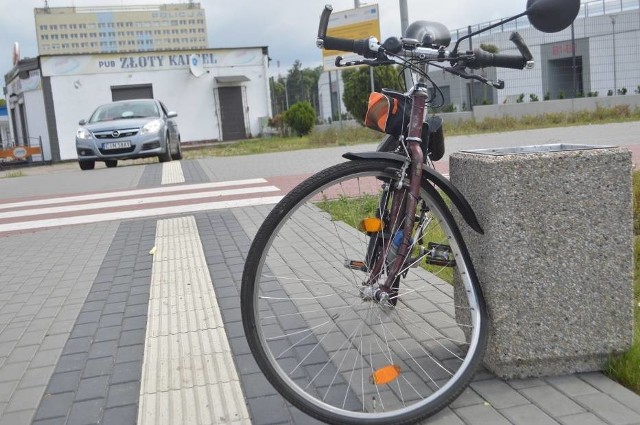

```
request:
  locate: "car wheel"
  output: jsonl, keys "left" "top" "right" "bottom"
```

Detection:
{"left": 105, "top": 160, "right": 118, "bottom": 168}
{"left": 172, "top": 138, "right": 182, "bottom": 160}
{"left": 79, "top": 160, "right": 95, "bottom": 170}
{"left": 158, "top": 137, "right": 172, "bottom": 163}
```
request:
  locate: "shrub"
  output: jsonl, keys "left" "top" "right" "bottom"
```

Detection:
{"left": 516, "top": 93, "right": 525, "bottom": 103}
{"left": 530, "top": 94, "right": 539, "bottom": 102}
{"left": 268, "top": 113, "right": 288, "bottom": 137}
{"left": 284, "top": 102, "right": 316, "bottom": 136}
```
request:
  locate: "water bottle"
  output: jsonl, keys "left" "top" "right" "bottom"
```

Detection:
{"left": 386, "top": 229, "right": 404, "bottom": 267}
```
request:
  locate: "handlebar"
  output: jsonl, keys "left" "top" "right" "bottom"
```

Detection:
{"left": 316, "top": 5, "right": 535, "bottom": 82}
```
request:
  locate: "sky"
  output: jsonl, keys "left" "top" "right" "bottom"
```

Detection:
{"left": 0, "top": 0, "right": 527, "bottom": 81}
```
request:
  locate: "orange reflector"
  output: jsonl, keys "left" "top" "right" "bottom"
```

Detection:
{"left": 370, "top": 365, "right": 401, "bottom": 385}
{"left": 360, "top": 218, "right": 383, "bottom": 233}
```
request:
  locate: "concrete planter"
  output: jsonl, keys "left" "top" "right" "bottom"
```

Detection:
{"left": 450, "top": 144, "right": 634, "bottom": 379}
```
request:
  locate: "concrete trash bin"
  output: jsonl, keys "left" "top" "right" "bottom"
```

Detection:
{"left": 450, "top": 144, "right": 634, "bottom": 379}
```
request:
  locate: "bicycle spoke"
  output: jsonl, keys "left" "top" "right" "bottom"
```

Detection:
{"left": 242, "top": 161, "right": 487, "bottom": 423}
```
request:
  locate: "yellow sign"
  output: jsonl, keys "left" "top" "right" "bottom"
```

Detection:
{"left": 322, "top": 5, "right": 381, "bottom": 71}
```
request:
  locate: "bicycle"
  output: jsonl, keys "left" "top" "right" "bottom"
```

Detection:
{"left": 241, "top": 1, "right": 580, "bottom": 423}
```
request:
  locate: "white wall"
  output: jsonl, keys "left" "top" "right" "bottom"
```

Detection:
{"left": 23, "top": 89, "right": 51, "bottom": 161}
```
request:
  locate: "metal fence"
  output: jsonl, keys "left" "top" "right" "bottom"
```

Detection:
{"left": 438, "top": 0, "right": 640, "bottom": 108}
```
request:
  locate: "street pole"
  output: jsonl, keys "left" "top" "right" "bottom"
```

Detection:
{"left": 571, "top": 23, "right": 577, "bottom": 97}
{"left": 400, "top": 0, "right": 412, "bottom": 89}
{"left": 611, "top": 15, "right": 617, "bottom": 94}
{"left": 353, "top": 0, "right": 376, "bottom": 93}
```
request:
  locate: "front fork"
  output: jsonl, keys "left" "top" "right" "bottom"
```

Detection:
{"left": 379, "top": 83, "right": 429, "bottom": 295}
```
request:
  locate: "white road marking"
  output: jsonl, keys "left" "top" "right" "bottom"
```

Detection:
{"left": 0, "top": 178, "right": 269, "bottom": 211}
{"left": 0, "top": 186, "right": 280, "bottom": 220}
{"left": 0, "top": 196, "right": 284, "bottom": 233}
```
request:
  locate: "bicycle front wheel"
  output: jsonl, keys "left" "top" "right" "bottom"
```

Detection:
{"left": 241, "top": 159, "right": 487, "bottom": 425}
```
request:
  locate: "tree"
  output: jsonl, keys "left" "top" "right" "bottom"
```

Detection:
{"left": 271, "top": 61, "right": 322, "bottom": 117}
{"left": 342, "top": 66, "right": 403, "bottom": 124}
{"left": 284, "top": 101, "right": 316, "bottom": 136}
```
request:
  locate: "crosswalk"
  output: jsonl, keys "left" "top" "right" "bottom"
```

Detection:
{"left": 0, "top": 178, "right": 284, "bottom": 236}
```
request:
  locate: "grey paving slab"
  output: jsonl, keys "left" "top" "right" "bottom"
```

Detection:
{"left": 231, "top": 204, "right": 640, "bottom": 425}
{"left": 0, "top": 223, "right": 118, "bottom": 423}
{"left": 30, "top": 219, "right": 156, "bottom": 425}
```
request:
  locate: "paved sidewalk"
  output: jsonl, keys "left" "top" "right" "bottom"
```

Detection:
{"left": 0, "top": 134, "right": 639, "bottom": 424}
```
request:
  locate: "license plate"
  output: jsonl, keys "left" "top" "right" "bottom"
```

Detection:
{"left": 102, "top": 141, "right": 131, "bottom": 150}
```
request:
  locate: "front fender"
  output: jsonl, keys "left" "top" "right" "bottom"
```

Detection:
{"left": 342, "top": 151, "right": 484, "bottom": 234}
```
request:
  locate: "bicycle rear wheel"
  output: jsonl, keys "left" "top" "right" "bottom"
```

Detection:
{"left": 241, "top": 159, "right": 487, "bottom": 424}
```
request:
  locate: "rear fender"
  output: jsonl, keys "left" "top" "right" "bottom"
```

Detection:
{"left": 342, "top": 151, "right": 483, "bottom": 234}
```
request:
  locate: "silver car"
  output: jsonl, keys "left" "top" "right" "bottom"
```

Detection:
{"left": 75, "top": 99, "right": 181, "bottom": 170}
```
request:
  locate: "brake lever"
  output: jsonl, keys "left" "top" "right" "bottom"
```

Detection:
{"left": 447, "top": 65, "right": 505, "bottom": 89}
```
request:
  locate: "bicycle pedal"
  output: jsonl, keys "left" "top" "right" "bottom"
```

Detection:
{"left": 424, "top": 243, "right": 456, "bottom": 267}
{"left": 344, "top": 259, "right": 368, "bottom": 272}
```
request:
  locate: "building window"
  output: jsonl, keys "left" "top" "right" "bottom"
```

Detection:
{"left": 60, "top": 24, "right": 67, "bottom": 30}
{"left": 41, "top": 34, "right": 49, "bottom": 40}
{"left": 61, "top": 34, "right": 68, "bottom": 39}
{"left": 71, "top": 33, "right": 78, "bottom": 38}
{"left": 70, "top": 24, "right": 77, "bottom": 29}
{"left": 39, "top": 25, "right": 47, "bottom": 30}
{"left": 50, "top": 24, "right": 58, "bottom": 30}
{"left": 79, "top": 23, "right": 86, "bottom": 29}
{"left": 51, "top": 34, "right": 59, "bottom": 39}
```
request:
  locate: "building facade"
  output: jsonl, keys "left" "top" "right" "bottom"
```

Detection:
{"left": 34, "top": 3, "right": 207, "bottom": 56}
{"left": 4, "top": 47, "right": 272, "bottom": 162}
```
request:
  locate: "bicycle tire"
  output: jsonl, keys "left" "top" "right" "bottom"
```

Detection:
{"left": 241, "top": 159, "right": 487, "bottom": 425}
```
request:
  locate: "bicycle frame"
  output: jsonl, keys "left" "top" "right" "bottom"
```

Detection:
{"left": 374, "top": 82, "right": 430, "bottom": 295}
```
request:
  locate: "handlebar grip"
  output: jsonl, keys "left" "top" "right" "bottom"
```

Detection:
{"left": 471, "top": 48, "right": 526, "bottom": 70}
{"left": 323, "top": 37, "right": 374, "bottom": 58}
{"left": 318, "top": 4, "right": 332, "bottom": 40}
{"left": 509, "top": 32, "right": 533, "bottom": 62}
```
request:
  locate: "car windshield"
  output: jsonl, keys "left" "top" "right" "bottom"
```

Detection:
{"left": 89, "top": 101, "right": 160, "bottom": 123}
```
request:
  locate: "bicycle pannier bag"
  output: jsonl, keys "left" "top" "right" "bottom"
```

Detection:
{"left": 364, "top": 92, "right": 409, "bottom": 136}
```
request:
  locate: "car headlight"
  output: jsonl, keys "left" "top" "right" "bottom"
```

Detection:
{"left": 140, "top": 119, "right": 163, "bottom": 135}
{"left": 76, "top": 127, "right": 92, "bottom": 140}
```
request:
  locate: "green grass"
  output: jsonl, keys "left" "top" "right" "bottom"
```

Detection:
{"left": 605, "top": 171, "right": 640, "bottom": 394}
{"left": 183, "top": 105, "right": 640, "bottom": 158}
{"left": 183, "top": 127, "right": 381, "bottom": 159}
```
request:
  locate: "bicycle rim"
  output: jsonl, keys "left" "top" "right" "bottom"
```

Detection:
{"left": 242, "top": 160, "right": 487, "bottom": 424}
